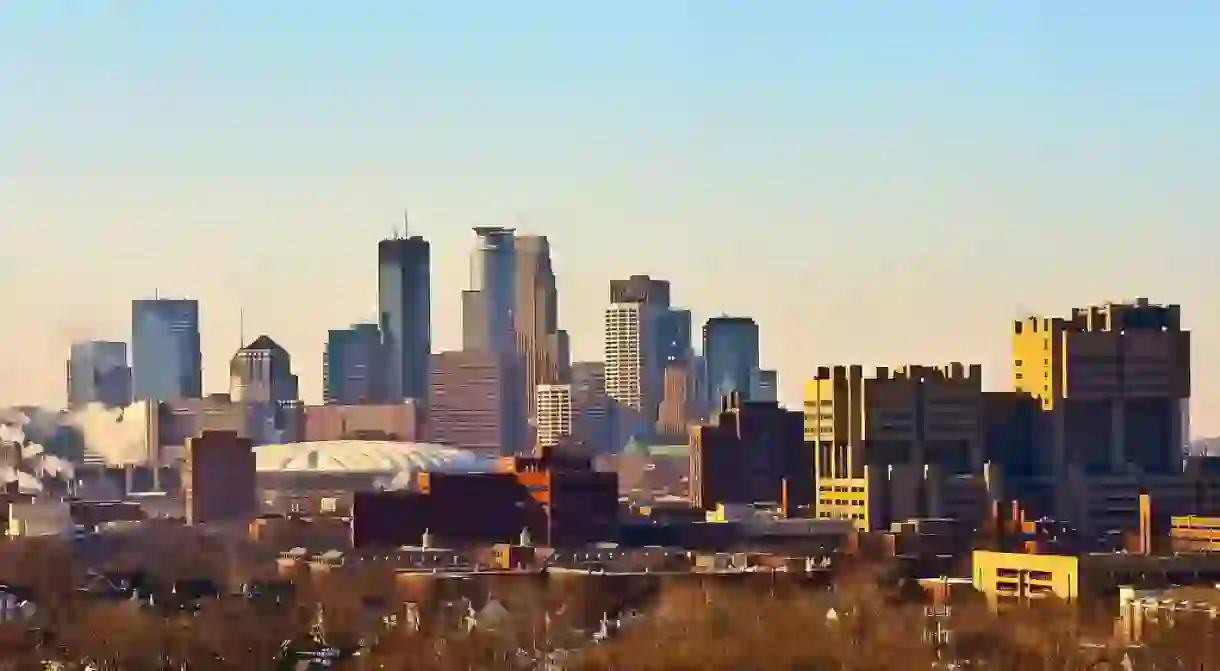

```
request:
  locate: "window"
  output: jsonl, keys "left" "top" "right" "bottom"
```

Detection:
{"left": 1028, "top": 571, "right": 1052, "bottom": 581}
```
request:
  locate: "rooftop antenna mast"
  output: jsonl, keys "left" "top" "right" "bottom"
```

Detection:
{"left": 403, "top": 208, "right": 410, "bottom": 238}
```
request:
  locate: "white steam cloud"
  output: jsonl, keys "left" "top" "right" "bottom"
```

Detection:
{"left": 64, "top": 402, "right": 153, "bottom": 467}
{"left": 1, "top": 402, "right": 152, "bottom": 493}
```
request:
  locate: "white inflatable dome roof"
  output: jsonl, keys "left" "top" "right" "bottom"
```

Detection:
{"left": 254, "top": 440, "right": 498, "bottom": 486}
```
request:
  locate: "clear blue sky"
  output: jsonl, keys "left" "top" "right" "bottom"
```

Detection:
{"left": 3, "top": 1, "right": 1219, "bottom": 432}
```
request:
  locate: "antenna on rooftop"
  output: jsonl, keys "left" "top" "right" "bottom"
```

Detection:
{"left": 403, "top": 208, "right": 410, "bottom": 238}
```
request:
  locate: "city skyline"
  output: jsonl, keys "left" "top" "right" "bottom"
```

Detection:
{"left": 4, "top": 3, "right": 1220, "bottom": 433}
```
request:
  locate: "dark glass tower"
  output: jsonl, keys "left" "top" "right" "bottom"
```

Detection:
{"left": 323, "top": 323, "right": 387, "bottom": 405}
{"left": 378, "top": 234, "right": 431, "bottom": 403}
{"left": 702, "top": 316, "right": 760, "bottom": 408}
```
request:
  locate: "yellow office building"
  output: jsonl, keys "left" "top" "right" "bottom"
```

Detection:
{"left": 972, "top": 550, "right": 1080, "bottom": 611}
{"left": 804, "top": 364, "right": 994, "bottom": 530}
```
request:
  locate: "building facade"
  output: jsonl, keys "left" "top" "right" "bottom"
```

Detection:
{"left": 462, "top": 227, "right": 517, "bottom": 355}
{"left": 229, "top": 335, "right": 298, "bottom": 404}
{"left": 428, "top": 350, "right": 523, "bottom": 455}
{"left": 689, "top": 392, "right": 812, "bottom": 512}
{"left": 535, "top": 384, "right": 573, "bottom": 449}
{"left": 804, "top": 364, "right": 987, "bottom": 529}
{"left": 749, "top": 368, "right": 779, "bottom": 403}
{"left": 1012, "top": 298, "right": 1190, "bottom": 478}
{"left": 66, "top": 340, "right": 132, "bottom": 408}
{"left": 323, "top": 322, "right": 387, "bottom": 405}
{"left": 656, "top": 363, "right": 694, "bottom": 442}
{"left": 184, "top": 430, "right": 256, "bottom": 526}
{"left": 571, "top": 361, "right": 613, "bottom": 454}
{"left": 702, "top": 316, "right": 760, "bottom": 409}
{"left": 302, "top": 402, "right": 422, "bottom": 442}
{"left": 513, "top": 235, "right": 570, "bottom": 432}
{"left": 1007, "top": 298, "right": 1197, "bottom": 533}
{"left": 378, "top": 234, "right": 431, "bottom": 404}
{"left": 658, "top": 308, "right": 693, "bottom": 367}
{"left": 131, "top": 298, "right": 202, "bottom": 401}
{"left": 604, "top": 302, "right": 656, "bottom": 448}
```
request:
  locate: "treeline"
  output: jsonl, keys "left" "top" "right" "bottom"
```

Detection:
{"left": 3, "top": 532, "right": 1220, "bottom": 669}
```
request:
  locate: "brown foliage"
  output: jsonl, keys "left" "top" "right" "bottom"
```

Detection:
{"left": 12, "top": 531, "right": 1220, "bottom": 669}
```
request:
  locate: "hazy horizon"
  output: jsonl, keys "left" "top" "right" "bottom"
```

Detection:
{"left": 3, "top": 2, "right": 1219, "bottom": 434}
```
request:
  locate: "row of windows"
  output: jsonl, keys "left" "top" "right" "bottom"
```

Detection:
{"left": 819, "top": 498, "right": 865, "bottom": 507}
{"left": 995, "top": 568, "right": 1053, "bottom": 581}
{"left": 818, "top": 512, "right": 865, "bottom": 520}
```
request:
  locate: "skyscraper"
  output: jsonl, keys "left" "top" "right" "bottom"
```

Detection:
{"left": 535, "top": 383, "right": 573, "bottom": 448}
{"left": 229, "top": 335, "right": 299, "bottom": 404}
{"left": 378, "top": 233, "right": 431, "bottom": 403}
{"left": 131, "top": 298, "right": 202, "bottom": 401}
{"left": 66, "top": 340, "right": 132, "bottom": 408}
{"left": 323, "top": 323, "right": 387, "bottom": 405}
{"left": 513, "top": 235, "right": 570, "bottom": 432}
{"left": 605, "top": 302, "right": 656, "bottom": 447}
{"left": 462, "top": 226, "right": 517, "bottom": 354}
{"left": 604, "top": 275, "right": 689, "bottom": 448}
{"left": 658, "top": 309, "right": 693, "bottom": 366}
{"left": 229, "top": 335, "right": 302, "bottom": 445}
{"left": 702, "top": 316, "right": 760, "bottom": 408}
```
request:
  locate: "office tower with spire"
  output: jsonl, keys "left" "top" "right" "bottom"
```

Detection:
{"left": 131, "top": 298, "right": 202, "bottom": 401}
{"left": 378, "top": 221, "right": 431, "bottom": 404}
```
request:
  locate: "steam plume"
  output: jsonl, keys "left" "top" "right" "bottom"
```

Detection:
{"left": 1, "top": 402, "right": 152, "bottom": 467}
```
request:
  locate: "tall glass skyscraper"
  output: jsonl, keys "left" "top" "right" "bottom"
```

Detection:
{"left": 378, "top": 234, "right": 431, "bottom": 403}
{"left": 461, "top": 226, "right": 516, "bottom": 354}
{"left": 131, "top": 298, "right": 202, "bottom": 401}
{"left": 323, "top": 322, "right": 387, "bottom": 405}
{"left": 702, "top": 316, "right": 760, "bottom": 408}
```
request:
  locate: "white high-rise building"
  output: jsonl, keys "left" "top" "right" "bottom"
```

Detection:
{"left": 605, "top": 302, "right": 663, "bottom": 446}
{"left": 535, "top": 384, "right": 573, "bottom": 448}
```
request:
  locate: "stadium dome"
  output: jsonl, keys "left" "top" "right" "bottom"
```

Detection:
{"left": 253, "top": 440, "right": 499, "bottom": 490}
